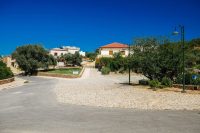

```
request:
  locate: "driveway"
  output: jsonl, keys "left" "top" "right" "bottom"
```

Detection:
{"left": 0, "top": 72, "right": 200, "bottom": 133}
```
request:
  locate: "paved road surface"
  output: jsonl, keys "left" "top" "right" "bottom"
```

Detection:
{"left": 0, "top": 75, "right": 200, "bottom": 133}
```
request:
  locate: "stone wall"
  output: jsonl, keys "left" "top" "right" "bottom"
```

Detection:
{"left": 0, "top": 77, "right": 15, "bottom": 85}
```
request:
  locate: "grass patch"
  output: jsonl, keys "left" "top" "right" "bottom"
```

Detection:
{"left": 47, "top": 68, "right": 82, "bottom": 75}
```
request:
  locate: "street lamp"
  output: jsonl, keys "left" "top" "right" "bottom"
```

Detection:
{"left": 172, "top": 25, "right": 186, "bottom": 93}
{"left": 128, "top": 43, "right": 131, "bottom": 85}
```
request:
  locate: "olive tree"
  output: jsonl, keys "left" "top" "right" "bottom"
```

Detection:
{"left": 131, "top": 37, "right": 182, "bottom": 81}
{"left": 12, "top": 44, "right": 56, "bottom": 75}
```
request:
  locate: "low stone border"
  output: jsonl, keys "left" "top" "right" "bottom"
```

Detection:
{"left": 78, "top": 67, "right": 85, "bottom": 77}
{"left": 0, "top": 77, "right": 15, "bottom": 85}
{"left": 37, "top": 67, "right": 85, "bottom": 78}
{"left": 173, "top": 84, "right": 200, "bottom": 90}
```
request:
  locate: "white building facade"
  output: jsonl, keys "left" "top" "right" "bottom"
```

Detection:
{"left": 98, "top": 42, "right": 129, "bottom": 58}
{"left": 50, "top": 46, "right": 85, "bottom": 57}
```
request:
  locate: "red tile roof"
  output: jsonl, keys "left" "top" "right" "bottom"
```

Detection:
{"left": 101, "top": 42, "right": 128, "bottom": 48}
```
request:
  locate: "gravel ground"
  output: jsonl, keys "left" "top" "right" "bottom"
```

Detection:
{"left": 54, "top": 68, "right": 200, "bottom": 110}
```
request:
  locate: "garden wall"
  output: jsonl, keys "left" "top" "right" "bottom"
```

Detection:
{"left": 0, "top": 77, "right": 15, "bottom": 85}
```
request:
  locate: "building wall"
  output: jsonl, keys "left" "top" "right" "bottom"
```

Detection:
{"left": 79, "top": 51, "right": 86, "bottom": 56}
{"left": 99, "top": 48, "right": 129, "bottom": 57}
{"left": 50, "top": 49, "right": 85, "bottom": 57}
{"left": 49, "top": 50, "right": 68, "bottom": 57}
{"left": 68, "top": 49, "right": 79, "bottom": 54}
{"left": 2, "top": 56, "right": 18, "bottom": 68}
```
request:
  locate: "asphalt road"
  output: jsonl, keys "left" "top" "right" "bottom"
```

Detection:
{"left": 0, "top": 76, "right": 200, "bottom": 133}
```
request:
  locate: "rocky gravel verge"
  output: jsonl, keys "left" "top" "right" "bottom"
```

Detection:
{"left": 0, "top": 77, "right": 27, "bottom": 91}
{"left": 55, "top": 68, "right": 200, "bottom": 110}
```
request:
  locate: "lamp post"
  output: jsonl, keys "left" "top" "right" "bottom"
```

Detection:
{"left": 172, "top": 25, "right": 186, "bottom": 93}
{"left": 128, "top": 43, "right": 131, "bottom": 85}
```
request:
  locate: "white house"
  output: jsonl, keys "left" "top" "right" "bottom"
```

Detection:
{"left": 2, "top": 56, "right": 21, "bottom": 74}
{"left": 79, "top": 51, "right": 86, "bottom": 56}
{"left": 50, "top": 46, "right": 85, "bottom": 57}
{"left": 62, "top": 46, "right": 80, "bottom": 54}
{"left": 50, "top": 48, "right": 68, "bottom": 57}
{"left": 98, "top": 42, "right": 129, "bottom": 58}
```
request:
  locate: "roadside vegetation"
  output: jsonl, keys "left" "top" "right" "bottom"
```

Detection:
{"left": 85, "top": 49, "right": 99, "bottom": 61}
{"left": 132, "top": 37, "right": 200, "bottom": 88}
{"left": 10, "top": 38, "right": 200, "bottom": 88}
{"left": 58, "top": 52, "right": 82, "bottom": 66}
{"left": 96, "top": 52, "right": 128, "bottom": 73}
{"left": 12, "top": 44, "right": 83, "bottom": 76}
{"left": 85, "top": 52, "right": 97, "bottom": 61}
{"left": 96, "top": 37, "right": 200, "bottom": 88}
{"left": 0, "top": 61, "right": 13, "bottom": 80}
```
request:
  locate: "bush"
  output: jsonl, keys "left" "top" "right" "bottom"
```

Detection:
{"left": 95, "top": 58, "right": 101, "bottom": 70}
{"left": 175, "top": 73, "right": 200, "bottom": 85}
{"left": 148, "top": 79, "right": 161, "bottom": 89}
{"left": 139, "top": 79, "right": 149, "bottom": 85}
{"left": 99, "top": 57, "right": 113, "bottom": 67}
{"left": 0, "top": 61, "right": 14, "bottom": 80}
{"left": 161, "top": 77, "right": 173, "bottom": 87}
{"left": 101, "top": 67, "right": 110, "bottom": 75}
{"left": 192, "top": 78, "right": 200, "bottom": 86}
{"left": 96, "top": 53, "right": 128, "bottom": 73}
{"left": 175, "top": 73, "right": 183, "bottom": 84}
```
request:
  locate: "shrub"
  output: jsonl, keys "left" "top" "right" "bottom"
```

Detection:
{"left": 95, "top": 58, "right": 100, "bottom": 68}
{"left": 95, "top": 58, "right": 102, "bottom": 71}
{"left": 191, "top": 75, "right": 200, "bottom": 85}
{"left": 139, "top": 79, "right": 149, "bottom": 85}
{"left": 0, "top": 61, "right": 14, "bottom": 80}
{"left": 99, "top": 57, "right": 112, "bottom": 67}
{"left": 101, "top": 67, "right": 110, "bottom": 75}
{"left": 148, "top": 79, "right": 161, "bottom": 89}
{"left": 161, "top": 77, "right": 173, "bottom": 87}
{"left": 175, "top": 73, "right": 200, "bottom": 85}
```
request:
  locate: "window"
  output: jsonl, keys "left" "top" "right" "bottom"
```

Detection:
{"left": 109, "top": 50, "right": 113, "bottom": 55}
{"left": 54, "top": 52, "right": 58, "bottom": 56}
{"left": 121, "top": 51, "right": 125, "bottom": 55}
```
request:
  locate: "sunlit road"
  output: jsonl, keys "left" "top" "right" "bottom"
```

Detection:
{"left": 0, "top": 76, "right": 200, "bottom": 133}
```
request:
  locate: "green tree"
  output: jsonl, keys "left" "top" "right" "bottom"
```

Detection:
{"left": 131, "top": 37, "right": 182, "bottom": 81}
{"left": 72, "top": 52, "right": 82, "bottom": 66}
{"left": 96, "top": 52, "right": 128, "bottom": 72}
{"left": 85, "top": 52, "right": 97, "bottom": 61}
{"left": 63, "top": 53, "right": 73, "bottom": 65}
{"left": 12, "top": 44, "right": 56, "bottom": 75}
{"left": 63, "top": 52, "right": 82, "bottom": 66}
{"left": 110, "top": 52, "right": 128, "bottom": 72}
{"left": 48, "top": 55, "right": 57, "bottom": 68}
{"left": 185, "top": 38, "right": 200, "bottom": 69}
{"left": 155, "top": 43, "right": 182, "bottom": 80}
{"left": 99, "top": 57, "right": 112, "bottom": 68}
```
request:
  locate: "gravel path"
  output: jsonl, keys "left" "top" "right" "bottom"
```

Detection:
{"left": 55, "top": 68, "right": 200, "bottom": 110}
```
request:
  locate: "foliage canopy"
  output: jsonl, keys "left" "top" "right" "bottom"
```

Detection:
{"left": 12, "top": 45, "right": 56, "bottom": 75}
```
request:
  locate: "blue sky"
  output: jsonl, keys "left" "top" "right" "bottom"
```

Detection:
{"left": 0, "top": 0, "right": 200, "bottom": 55}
